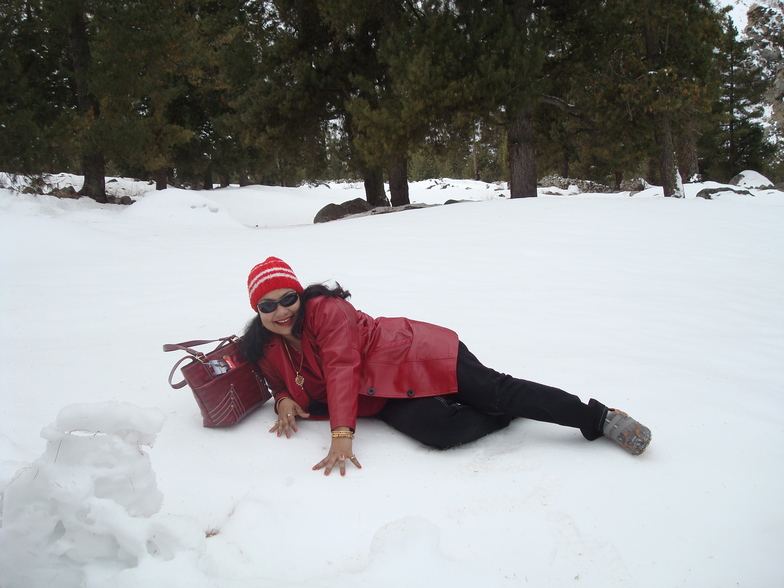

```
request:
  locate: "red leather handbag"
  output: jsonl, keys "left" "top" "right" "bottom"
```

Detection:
{"left": 164, "top": 336, "right": 271, "bottom": 427}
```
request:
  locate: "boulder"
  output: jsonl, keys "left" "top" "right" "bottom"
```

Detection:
{"left": 341, "top": 197, "right": 374, "bottom": 216}
{"left": 538, "top": 174, "right": 571, "bottom": 190}
{"left": 619, "top": 178, "right": 648, "bottom": 192}
{"left": 696, "top": 187, "right": 754, "bottom": 200}
{"left": 50, "top": 186, "right": 78, "bottom": 199}
{"left": 369, "top": 203, "right": 430, "bottom": 215}
{"left": 314, "top": 203, "right": 345, "bottom": 223}
{"left": 538, "top": 174, "right": 614, "bottom": 193}
{"left": 314, "top": 198, "right": 373, "bottom": 223}
{"left": 106, "top": 195, "right": 135, "bottom": 205}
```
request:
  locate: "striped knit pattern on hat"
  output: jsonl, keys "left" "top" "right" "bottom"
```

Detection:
{"left": 247, "top": 257, "right": 304, "bottom": 310}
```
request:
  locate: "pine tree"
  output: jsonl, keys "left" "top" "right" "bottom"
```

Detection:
{"left": 2, "top": 1, "right": 209, "bottom": 198}
{"left": 746, "top": 1, "right": 784, "bottom": 181}
{"left": 533, "top": 0, "right": 630, "bottom": 185}
{"left": 318, "top": 0, "right": 403, "bottom": 205}
{"left": 0, "top": 0, "right": 76, "bottom": 175}
{"left": 89, "top": 0, "right": 206, "bottom": 190}
{"left": 164, "top": 0, "right": 264, "bottom": 189}
{"left": 449, "top": 0, "right": 547, "bottom": 198}
{"left": 55, "top": 0, "right": 108, "bottom": 202}
{"left": 583, "top": 0, "right": 725, "bottom": 196}
{"left": 700, "top": 16, "right": 774, "bottom": 181}
{"left": 231, "top": 1, "right": 353, "bottom": 189}
{"left": 386, "top": 0, "right": 548, "bottom": 198}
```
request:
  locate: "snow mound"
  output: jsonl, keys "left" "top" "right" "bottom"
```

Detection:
{"left": 0, "top": 402, "right": 211, "bottom": 588}
{"left": 335, "top": 516, "right": 494, "bottom": 587}
{"left": 0, "top": 189, "right": 115, "bottom": 217}
{"left": 729, "top": 170, "right": 774, "bottom": 189}
{"left": 53, "top": 402, "right": 165, "bottom": 446}
{"left": 122, "top": 188, "right": 244, "bottom": 227}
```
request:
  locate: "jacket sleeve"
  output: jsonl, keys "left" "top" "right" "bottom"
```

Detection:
{"left": 304, "top": 297, "right": 362, "bottom": 430}
{"left": 258, "top": 350, "right": 292, "bottom": 411}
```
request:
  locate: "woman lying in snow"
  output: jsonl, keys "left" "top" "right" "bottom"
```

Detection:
{"left": 241, "top": 257, "right": 651, "bottom": 476}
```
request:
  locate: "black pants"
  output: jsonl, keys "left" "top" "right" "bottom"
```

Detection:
{"left": 376, "top": 342, "right": 607, "bottom": 449}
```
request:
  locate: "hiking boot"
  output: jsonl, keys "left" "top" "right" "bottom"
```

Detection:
{"left": 603, "top": 410, "right": 651, "bottom": 455}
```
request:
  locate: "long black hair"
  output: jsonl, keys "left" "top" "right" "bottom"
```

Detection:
{"left": 239, "top": 283, "right": 351, "bottom": 363}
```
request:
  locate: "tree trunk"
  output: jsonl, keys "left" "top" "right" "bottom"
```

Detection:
{"left": 65, "top": 7, "right": 106, "bottom": 203}
{"left": 559, "top": 148, "right": 569, "bottom": 179}
{"left": 239, "top": 171, "right": 251, "bottom": 187}
{"left": 644, "top": 2, "right": 684, "bottom": 198}
{"left": 79, "top": 153, "right": 106, "bottom": 200}
{"left": 360, "top": 164, "right": 387, "bottom": 207}
{"left": 388, "top": 155, "right": 410, "bottom": 207}
{"left": 507, "top": 108, "right": 537, "bottom": 198}
{"left": 203, "top": 164, "right": 213, "bottom": 190}
{"left": 155, "top": 167, "right": 167, "bottom": 190}
{"left": 677, "top": 117, "right": 700, "bottom": 182}
{"left": 219, "top": 171, "right": 230, "bottom": 188}
{"left": 654, "top": 113, "right": 684, "bottom": 198}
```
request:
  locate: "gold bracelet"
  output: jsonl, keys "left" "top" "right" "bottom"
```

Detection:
{"left": 274, "top": 396, "right": 289, "bottom": 414}
{"left": 331, "top": 431, "right": 354, "bottom": 439}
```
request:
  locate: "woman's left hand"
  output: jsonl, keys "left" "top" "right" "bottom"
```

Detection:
{"left": 313, "top": 437, "right": 362, "bottom": 476}
{"left": 269, "top": 397, "right": 310, "bottom": 438}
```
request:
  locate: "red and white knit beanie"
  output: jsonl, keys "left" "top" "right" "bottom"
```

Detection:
{"left": 247, "top": 257, "right": 304, "bottom": 310}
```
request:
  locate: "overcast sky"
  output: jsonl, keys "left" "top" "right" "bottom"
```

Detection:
{"left": 719, "top": 0, "right": 757, "bottom": 31}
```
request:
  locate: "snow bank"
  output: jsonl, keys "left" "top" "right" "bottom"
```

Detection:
{"left": 121, "top": 188, "right": 245, "bottom": 228}
{"left": 0, "top": 189, "right": 116, "bottom": 218}
{"left": 2, "top": 174, "right": 783, "bottom": 587}
{"left": 0, "top": 402, "right": 212, "bottom": 588}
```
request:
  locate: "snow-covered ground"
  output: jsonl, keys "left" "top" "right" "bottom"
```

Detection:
{"left": 1, "top": 173, "right": 782, "bottom": 587}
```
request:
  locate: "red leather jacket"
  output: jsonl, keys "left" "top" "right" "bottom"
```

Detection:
{"left": 258, "top": 295, "right": 459, "bottom": 430}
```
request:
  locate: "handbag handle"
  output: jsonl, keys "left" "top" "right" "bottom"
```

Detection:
{"left": 162, "top": 336, "right": 238, "bottom": 358}
{"left": 167, "top": 355, "right": 198, "bottom": 389}
{"left": 163, "top": 336, "right": 241, "bottom": 389}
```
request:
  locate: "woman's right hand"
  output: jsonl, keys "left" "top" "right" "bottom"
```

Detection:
{"left": 269, "top": 397, "right": 310, "bottom": 438}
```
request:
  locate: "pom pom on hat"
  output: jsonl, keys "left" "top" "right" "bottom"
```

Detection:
{"left": 248, "top": 257, "right": 304, "bottom": 310}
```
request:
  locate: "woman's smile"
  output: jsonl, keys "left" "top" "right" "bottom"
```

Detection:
{"left": 258, "top": 288, "right": 301, "bottom": 337}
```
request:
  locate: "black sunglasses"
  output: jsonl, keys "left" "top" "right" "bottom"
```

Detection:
{"left": 257, "top": 291, "right": 299, "bottom": 314}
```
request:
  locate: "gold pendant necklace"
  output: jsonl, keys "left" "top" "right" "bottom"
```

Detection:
{"left": 283, "top": 340, "right": 305, "bottom": 389}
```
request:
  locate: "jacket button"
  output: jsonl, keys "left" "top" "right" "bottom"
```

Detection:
{"left": 407, "top": 389, "right": 415, "bottom": 397}
{"left": 367, "top": 387, "right": 375, "bottom": 395}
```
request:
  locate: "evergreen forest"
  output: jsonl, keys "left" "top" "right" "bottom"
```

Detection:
{"left": 1, "top": 0, "right": 782, "bottom": 204}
